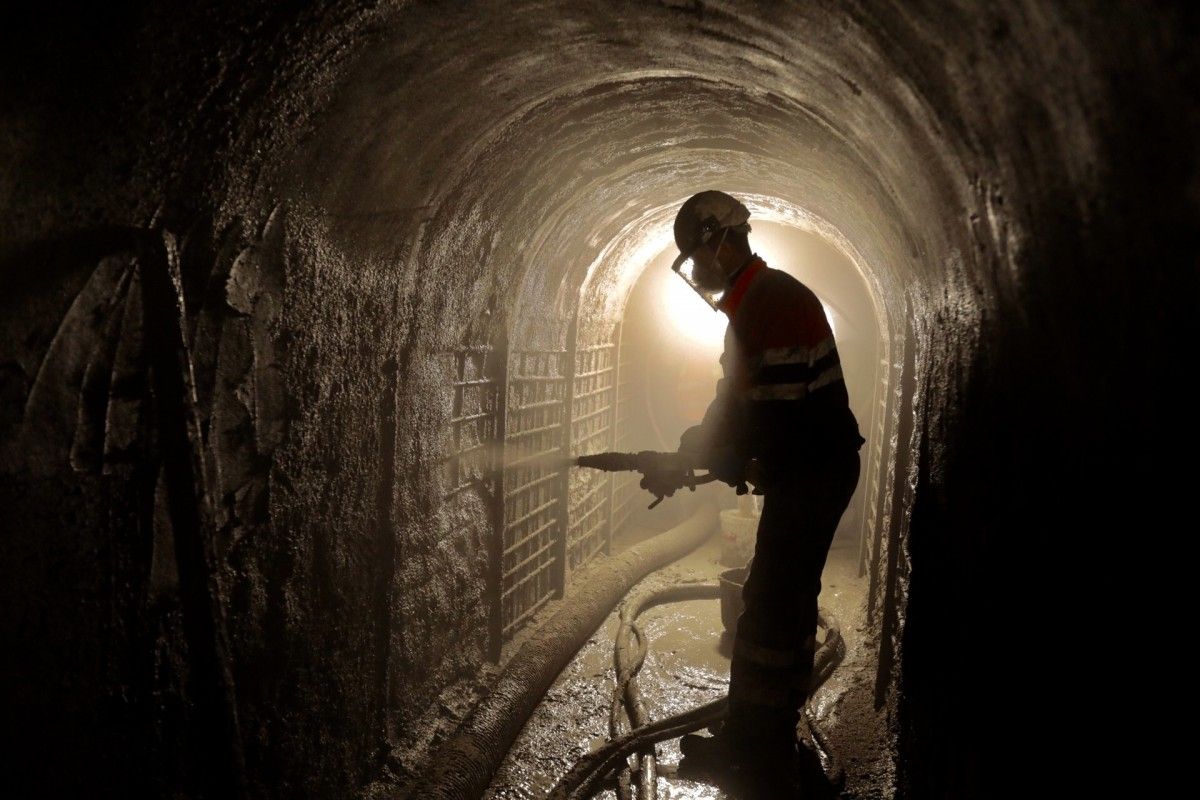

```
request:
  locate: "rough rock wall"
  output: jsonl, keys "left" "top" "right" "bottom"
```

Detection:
{"left": 0, "top": 4, "right": 423, "bottom": 797}
{"left": 888, "top": 6, "right": 1197, "bottom": 797}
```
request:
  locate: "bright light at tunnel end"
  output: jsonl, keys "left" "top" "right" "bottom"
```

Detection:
{"left": 658, "top": 241, "right": 836, "bottom": 350}
{"left": 663, "top": 269, "right": 727, "bottom": 350}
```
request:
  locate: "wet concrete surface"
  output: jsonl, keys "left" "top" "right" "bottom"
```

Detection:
{"left": 486, "top": 518, "right": 895, "bottom": 799}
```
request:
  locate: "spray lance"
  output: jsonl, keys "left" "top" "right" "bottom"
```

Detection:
{"left": 575, "top": 450, "right": 745, "bottom": 509}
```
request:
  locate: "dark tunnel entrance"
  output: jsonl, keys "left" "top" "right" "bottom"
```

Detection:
{"left": 2, "top": 2, "right": 1195, "bottom": 799}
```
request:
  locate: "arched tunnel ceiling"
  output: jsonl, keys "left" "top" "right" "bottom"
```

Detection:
{"left": 3, "top": 2, "right": 1193, "bottom": 798}
{"left": 283, "top": 0, "right": 1096, "bottom": 350}
{"left": 575, "top": 193, "right": 884, "bottom": 335}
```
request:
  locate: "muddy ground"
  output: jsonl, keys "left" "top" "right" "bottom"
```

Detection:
{"left": 485, "top": 521, "right": 895, "bottom": 799}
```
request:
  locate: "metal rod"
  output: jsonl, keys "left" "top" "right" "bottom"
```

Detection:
{"left": 138, "top": 230, "right": 246, "bottom": 800}
{"left": 502, "top": 539, "right": 558, "bottom": 588}
{"left": 554, "top": 314, "right": 578, "bottom": 597}
{"left": 504, "top": 498, "right": 558, "bottom": 532}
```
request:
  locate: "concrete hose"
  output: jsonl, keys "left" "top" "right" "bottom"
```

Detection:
{"left": 411, "top": 503, "right": 719, "bottom": 800}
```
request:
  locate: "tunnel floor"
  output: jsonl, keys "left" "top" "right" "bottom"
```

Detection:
{"left": 484, "top": 515, "right": 895, "bottom": 799}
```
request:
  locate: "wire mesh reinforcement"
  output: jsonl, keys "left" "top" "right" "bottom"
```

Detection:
{"left": 502, "top": 350, "right": 568, "bottom": 638}
{"left": 499, "top": 327, "right": 632, "bottom": 642}
{"left": 444, "top": 344, "right": 500, "bottom": 500}
{"left": 567, "top": 342, "right": 617, "bottom": 570}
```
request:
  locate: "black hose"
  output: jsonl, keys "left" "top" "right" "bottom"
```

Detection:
{"left": 549, "top": 588, "right": 845, "bottom": 800}
{"left": 551, "top": 697, "right": 730, "bottom": 800}
{"left": 611, "top": 583, "right": 723, "bottom": 800}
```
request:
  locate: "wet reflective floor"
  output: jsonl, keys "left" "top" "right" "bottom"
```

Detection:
{"left": 486, "top": 520, "right": 895, "bottom": 799}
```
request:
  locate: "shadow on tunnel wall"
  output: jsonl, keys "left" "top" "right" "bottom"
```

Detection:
{"left": 1, "top": 2, "right": 1197, "bottom": 799}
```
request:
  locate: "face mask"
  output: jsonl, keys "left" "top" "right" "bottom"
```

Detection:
{"left": 672, "top": 226, "right": 731, "bottom": 311}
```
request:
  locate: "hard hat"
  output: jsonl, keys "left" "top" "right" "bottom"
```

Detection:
{"left": 670, "top": 190, "right": 752, "bottom": 309}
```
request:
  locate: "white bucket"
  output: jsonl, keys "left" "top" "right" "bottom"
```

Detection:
{"left": 718, "top": 495, "right": 760, "bottom": 567}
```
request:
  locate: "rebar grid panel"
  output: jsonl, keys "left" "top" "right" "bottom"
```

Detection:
{"left": 867, "top": 346, "right": 905, "bottom": 626}
{"left": 612, "top": 329, "right": 638, "bottom": 536}
{"left": 440, "top": 317, "right": 507, "bottom": 659}
{"left": 500, "top": 349, "right": 568, "bottom": 639}
{"left": 566, "top": 341, "right": 617, "bottom": 569}
{"left": 859, "top": 354, "right": 890, "bottom": 577}
{"left": 442, "top": 344, "right": 500, "bottom": 501}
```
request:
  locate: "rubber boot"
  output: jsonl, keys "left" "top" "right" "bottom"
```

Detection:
{"left": 679, "top": 738, "right": 806, "bottom": 799}
{"left": 744, "top": 737, "right": 841, "bottom": 800}
{"left": 678, "top": 729, "right": 740, "bottom": 777}
{"left": 678, "top": 715, "right": 800, "bottom": 792}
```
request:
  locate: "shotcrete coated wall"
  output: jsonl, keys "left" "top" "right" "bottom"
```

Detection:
{"left": 1, "top": 2, "right": 1194, "bottom": 798}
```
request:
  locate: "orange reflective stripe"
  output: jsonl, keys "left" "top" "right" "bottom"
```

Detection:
{"left": 718, "top": 258, "right": 766, "bottom": 319}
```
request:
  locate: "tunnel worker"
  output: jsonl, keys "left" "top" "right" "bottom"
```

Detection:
{"left": 667, "top": 190, "right": 865, "bottom": 795}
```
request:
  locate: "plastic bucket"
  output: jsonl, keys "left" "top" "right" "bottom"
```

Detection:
{"left": 718, "top": 508, "right": 758, "bottom": 568}
{"left": 719, "top": 566, "right": 748, "bottom": 633}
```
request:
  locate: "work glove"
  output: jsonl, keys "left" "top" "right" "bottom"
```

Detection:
{"left": 678, "top": 425, "right": 755, "bottom": 494}
{"left": 639, "top": 470, "right": 682, "bottom": 501}
{"left": 707, "top": 447, "right": 749, "bottom": 493}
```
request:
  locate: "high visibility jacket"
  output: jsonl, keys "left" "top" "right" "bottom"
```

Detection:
{"left": 683, "top": 257, "right": 864, "bottom": 474}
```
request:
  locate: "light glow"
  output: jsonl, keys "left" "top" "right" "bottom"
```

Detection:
{"left": 821, "top": 301, "right": 837, "bottom": 338}
{"left": 662, "top": 269, "right": 727, "bottom": 351}
{"left": 654, "top": 238, "right": 838, "bottom": 353}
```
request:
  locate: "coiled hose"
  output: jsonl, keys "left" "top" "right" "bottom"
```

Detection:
{"left": 549, "top": 584, "right": 846, "bottom": 800}
{"left": 411, "top": 505, "right": 718, "bottom": 800}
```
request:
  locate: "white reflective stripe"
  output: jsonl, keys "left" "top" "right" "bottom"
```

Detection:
{"left": 748, "top": 383, "right": 808, "bottom": 401}
{"left": 747, "top": 365, "right": 843, "bottom": 400}
{"left": 758, "top": 337, "right": 836, "bottom": 367}
{"left": 759, "top": 345, "right": 812, "bottom": 366}
{"left": 808, "top": 363, "right": 844, "bottom": 392}
{"left": 809, "top": 337, "right": 837, "bottom": 363}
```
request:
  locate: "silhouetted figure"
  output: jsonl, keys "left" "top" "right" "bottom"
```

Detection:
{"left": 667, "top": 190, "right": 864, "bottom": 797}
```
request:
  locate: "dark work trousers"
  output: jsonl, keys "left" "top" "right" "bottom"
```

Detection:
{"left": 726, "top": 449, "right": 861, "bottom": 748}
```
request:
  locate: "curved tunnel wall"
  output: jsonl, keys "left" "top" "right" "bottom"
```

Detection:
{"left": 1, "top": 2, "right": 1194, "bottom": 798}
